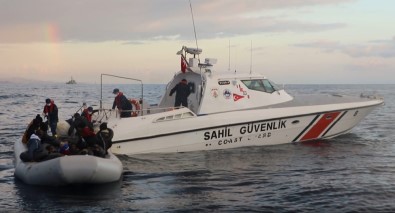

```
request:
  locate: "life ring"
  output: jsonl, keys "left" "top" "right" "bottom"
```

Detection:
{"left": 130, "top": 99, "right": 141, "bottom": 117}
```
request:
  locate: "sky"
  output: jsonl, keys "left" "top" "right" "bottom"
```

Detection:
{"left": 0, "top": 0, "right": 394, "bottom": 84}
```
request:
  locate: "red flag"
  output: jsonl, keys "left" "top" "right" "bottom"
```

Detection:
{"left": 181, "top": 56, "right": 187, "bottom": 73}
{"left": 233, "top": 93, "right": 244, "bottom": 102}
{"left": 239, "top": 84, "right": 245, "bottom": 92}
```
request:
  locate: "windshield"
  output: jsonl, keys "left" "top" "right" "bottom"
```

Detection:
{"left": 241, "top": 79, "right": 279, "bottom": 93}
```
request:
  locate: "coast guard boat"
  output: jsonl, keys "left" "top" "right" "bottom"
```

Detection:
{"left": 95, "top": 46, "right": 383, "bottom": 155}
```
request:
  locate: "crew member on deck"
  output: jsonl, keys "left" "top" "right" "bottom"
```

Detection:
{"left": 169, "top": 79, "right": 191, "bottom": 108}
{"left": 112, "top": 88, "right": 133, "bottom": 118}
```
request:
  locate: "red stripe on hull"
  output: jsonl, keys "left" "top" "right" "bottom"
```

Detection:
{"left": 301, "top": 112, "right": 341, "bottom": 141}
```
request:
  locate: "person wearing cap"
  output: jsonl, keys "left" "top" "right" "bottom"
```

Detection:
{"left": 43, "top": 98, "right": 59, "bottom": 137}
{"left": 82, "top": 106, "right": 95, "bottom": 123}
{"left": 169, "top": 79, "right": 191, "bottom": 108}
{"left": 112, "top": 88, "right": 133, "bottom": 118}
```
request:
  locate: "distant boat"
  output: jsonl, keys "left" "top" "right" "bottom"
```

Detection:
{"left": 66, "top": 76, "right": 77, "bottom": 84}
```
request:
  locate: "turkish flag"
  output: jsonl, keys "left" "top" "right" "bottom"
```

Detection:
{"left": 233, "top": 93, "right": 244, "bottom": 101}
{"left": 239, "top": 85, "right": 245, "bottom": 92}
{"left": 181, "top": 56, "right": 187, "bottom": 73}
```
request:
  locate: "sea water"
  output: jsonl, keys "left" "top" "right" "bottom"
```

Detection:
{"left": 0, "top": 83, "right": 394, "bottom": 212}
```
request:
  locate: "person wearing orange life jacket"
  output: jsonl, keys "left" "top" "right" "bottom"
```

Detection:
{"left": 81, "top": 107, "right": 93, "bottom": 122}
{"left": 43, "top": 98, "right": 58, "bottom": 137}
{"left": 112, "top": 88, "right": 133, "bottom": 118}
{"left": 130, "top": 99, "right": 141, "bottom": 117}
{"left": 81, "top": 106, "right": 97, "bottom": 130}
{"left": 76, "top": 121, "right": 97, "bottom": 149}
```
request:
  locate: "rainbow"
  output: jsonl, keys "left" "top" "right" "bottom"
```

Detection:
{"left": 45, "top": 23, "right": 62, "bottom": 66}
{"left": 46, "top": 23, "right": 61, "bottom": 43}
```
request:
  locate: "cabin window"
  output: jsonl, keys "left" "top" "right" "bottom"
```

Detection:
{"left": 269, "top": 80, "right": 281, "bottom": 91}
{"left": 188, "top": 82, "right": 196, "bottom": 93}
{"left": 262, "top": 80, "right": 275, "bottom": 93}
{"left": 155, "top": 112, "right": 196, "bottom": 122}
{"left": 241, "top": 79, "right": 279, "bottom": 93}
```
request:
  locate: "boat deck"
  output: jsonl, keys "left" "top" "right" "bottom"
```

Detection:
{"left": 261, "top": 93, "right": 380, "bottom": 109}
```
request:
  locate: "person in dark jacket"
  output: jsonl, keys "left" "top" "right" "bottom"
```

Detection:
{"left": 112, "top": 88, "right": 133, "bottom": 118}
{"left": 22, "top": 114, "right": 43, "bottom": 143}
{"left": 43, "top": 98, "right": 59, "bottom": 137}
{"left": 81, "top": 106, "right": 97, "bottom": 130}
{"left": 169, "top": 79, "right": 191, "bottom": 108}
{"left": 67, "top": 113, "right": 90, "bottom": 137}
{"left": 96, "top": 122, "right": 113, "bottom": 154}
{"left": 39, "top": 123, "right": 60, "bottom": 147}
{"left": 76, "top": 121, "right": 97, "bottom": 148}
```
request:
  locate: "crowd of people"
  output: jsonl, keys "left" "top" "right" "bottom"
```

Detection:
{"left": 19, "top": 87, "right": 151, "bottom": 162}
{"left": 20, "top": 97, "right": 114, "bottom": 162}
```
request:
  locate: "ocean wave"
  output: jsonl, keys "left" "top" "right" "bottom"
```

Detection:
{"left": 0, "top": 83, "right": 394, "bottom": 211}
{"left": 0, "top": 94, "right": 35, "bottom": 100}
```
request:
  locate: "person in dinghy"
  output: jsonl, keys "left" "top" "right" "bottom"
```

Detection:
{"left": 82, "top": 106, "right": 99, "bottom": 124}
{"left": 20, "top": 130, "right": 47, "bottom": 162}
{"left": 43, "top": 98, "right": 59, "bottom": 137}
{"left": 22, "top": 114, "right": 44, "bottom": 144}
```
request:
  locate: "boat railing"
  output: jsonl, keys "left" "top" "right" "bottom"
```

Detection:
{"left": 100, "top": 73, "right": 144, "bottom": 114}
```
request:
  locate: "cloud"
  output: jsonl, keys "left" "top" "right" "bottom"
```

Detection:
{"left": 194, "top": 16, "right": 346, "bottom": 39}
{"left": 0, "top": 0, "right": 352, "bottom": 43}
{"left": 294, "top": 37, "right": 395, "bottom": 58}
{"left": 345, "top": 58, "right": 391, "bottom": 72}
{"left": 121, "top": 41, "right": 146, "bottom": 45}
{"left": 294, "top": 40, "right": 343, "bottom": 52}
{"left": 195, "top": 0, "right": 355, "bottom": 13}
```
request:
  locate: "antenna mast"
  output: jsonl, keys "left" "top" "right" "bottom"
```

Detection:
{"left": 228, "top": 40, "right": 231, "bottom": 71}
{"left": 189, "top": 0, "right": 199, "bottom": 62}
{"left": 250, "top": 40, "right": 253, "bottom": 74}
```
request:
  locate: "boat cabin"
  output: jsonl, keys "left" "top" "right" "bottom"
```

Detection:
{"left": 158, "top": 46, "right": 293, "bottom": 115}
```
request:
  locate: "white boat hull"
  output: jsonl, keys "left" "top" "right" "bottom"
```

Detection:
{"left": 109, "top": 99, "right": 382, "bottom": 155}
{"left": 14, "top": 139, "right": 123, "bottom": 186}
